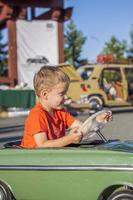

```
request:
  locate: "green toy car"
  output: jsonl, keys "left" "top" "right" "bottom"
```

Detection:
{"left": 0, "top": 111, "right": 133, "bottom": 200}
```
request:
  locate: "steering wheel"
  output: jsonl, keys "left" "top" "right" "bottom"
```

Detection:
{"left": 79, "top": 110, "right": 111, "bottom": 142}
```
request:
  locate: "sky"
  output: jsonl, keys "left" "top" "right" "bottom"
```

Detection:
{"left": 65, "top": 0, "right": 133, "bottom": 62}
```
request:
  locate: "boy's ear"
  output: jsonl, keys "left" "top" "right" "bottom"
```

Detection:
{"left": 40, "top": 89, "right": 48, "bottom": 99}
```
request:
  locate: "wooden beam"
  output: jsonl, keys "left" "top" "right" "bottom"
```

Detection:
{"left": 35, "top": 7, "right": 73, "bottom": 22}
{"left": 63, "top": 7, "right": 73, "bottom": 21}
{"left": 34, "top": 8, "right": 62, "bottom": 21}
{"left": 0, "top": 22, "right": 6, "bottom": 28}
{"left": 0, "top": 76, "right": 13, "bottom": 84}
{"left": 17, "top": 7, "right": 27, "bottom": 19}
{"left": 58, "top": 21, "right": 64, "bottom": 63}
{"left": 0, "top": 0, "right": 64, "bottom": 8}
{"left": 7, "top": 19, "right": 17, "bottom": 86}
{"left": 0, "top": 4, "right": 13, "bottom": 24}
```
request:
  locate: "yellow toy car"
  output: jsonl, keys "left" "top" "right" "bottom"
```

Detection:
{"left": 79, "top": 63, "right": 133, "bottom": 109}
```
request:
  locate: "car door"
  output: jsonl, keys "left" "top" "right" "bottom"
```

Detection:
{"left": 100, "top": 67, "right": 124, "bottom": 102}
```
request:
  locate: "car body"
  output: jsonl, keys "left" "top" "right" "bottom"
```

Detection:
{"left": 58, "top": 64, "right": 89, "bottom": 103}
{"left": 1, "top": 140, "right": 133, "bottom": 200}
{"left": 79, "top": 63, "right": 133, "bottom": 108}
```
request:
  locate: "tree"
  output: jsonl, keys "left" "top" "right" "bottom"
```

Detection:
{"left": 64, "top": 20, "right": 88, "bottom": 68}
{"left": 127, "top": 26, "right": 133, "bottom": 59}
{"left": 0, "top": 30, "right": 8, "bottom": 76}
{"left": 101, "top": 35, "right": 127, "bottom": 60}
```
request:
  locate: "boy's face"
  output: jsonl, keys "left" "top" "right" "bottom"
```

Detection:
{"left": 46, "top": 82, "right": 68, "bottom": 110}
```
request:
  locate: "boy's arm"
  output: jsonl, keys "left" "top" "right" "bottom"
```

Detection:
{"left": 33, "top": 129, "right": 82, "bottom": 148}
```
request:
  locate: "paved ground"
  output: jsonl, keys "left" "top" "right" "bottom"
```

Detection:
{"left": 0, "top": 115, "right": 26, "bottom": 128}
{"left": 0, "top": 115, "right": 26, "bottom": 147}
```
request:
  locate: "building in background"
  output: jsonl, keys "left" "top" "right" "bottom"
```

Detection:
{"left": 0, "top": 0, "right": 72, "bottom": 87}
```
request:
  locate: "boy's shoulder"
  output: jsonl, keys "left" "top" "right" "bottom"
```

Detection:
{"left": 31, "top": 102, "right": 42, "bottom": 110}
{"left": 27, "top": 103, "right": 48, "bottom": 123}
{"left": 29, "top": 103, "right": 45, "bottom": 116}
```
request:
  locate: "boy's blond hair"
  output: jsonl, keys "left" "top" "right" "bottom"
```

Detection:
{"left": 33, "top": 66, "right": 70, "bottom": 97}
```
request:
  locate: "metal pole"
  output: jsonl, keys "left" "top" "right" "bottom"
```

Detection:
{"left": 96, "top": 129, "right": 108, "bottom": 142}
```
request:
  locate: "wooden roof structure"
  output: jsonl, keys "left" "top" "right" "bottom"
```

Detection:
{"left": 0, "top": 0, "right": 72, "bottom": 86}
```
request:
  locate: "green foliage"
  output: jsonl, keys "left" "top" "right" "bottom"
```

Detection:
{"left": 128, "top": 27, "right": 133, "bottom": 57}
{"left": 64, "top": 20, "right": 88, "bottom": 68}
{"left": 101, "top": 35, "right": 127, "bottom": 60}
{"left": 0, "top": 31, "right": 8, "bottom": 76}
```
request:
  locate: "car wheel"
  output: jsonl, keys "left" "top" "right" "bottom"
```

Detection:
{"left": 0, "top": 182, "right": 13, "bottom": 200}
{"left": 107, "top": 190, "right": 133, "bottom": 200}
{"left": 88, "top": 95, "right": 104, "bottom": 110}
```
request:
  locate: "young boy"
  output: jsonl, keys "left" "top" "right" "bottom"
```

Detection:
{"left": 21, "top": 66, "right": 111, "bottom": 148}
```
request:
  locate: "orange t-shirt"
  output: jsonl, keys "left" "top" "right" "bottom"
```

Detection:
{"left": 20, "top": 103, "right": 76, "bottom": 148}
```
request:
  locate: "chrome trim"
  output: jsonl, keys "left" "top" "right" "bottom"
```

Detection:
{"left": 0, "top": 165, "right": 133, "bottom": 171}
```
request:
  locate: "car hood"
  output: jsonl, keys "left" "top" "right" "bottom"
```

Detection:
{"left": 99, "top": 140, "right": 133, "bottom": 153}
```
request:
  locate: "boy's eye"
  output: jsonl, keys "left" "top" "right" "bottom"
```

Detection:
{"left": 58, "top": 92, "right": 65, "bottom": 96}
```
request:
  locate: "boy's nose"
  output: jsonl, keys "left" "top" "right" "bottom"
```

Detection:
{"left": 63, "top": 95, "right": 72, "bottom": 105}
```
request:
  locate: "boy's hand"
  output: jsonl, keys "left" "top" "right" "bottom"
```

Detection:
{"left": 96, "top": 111, "right": 112, "bottom": 123}
{"left": 69, "top": 127, "right": 83, "bottom": 144}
